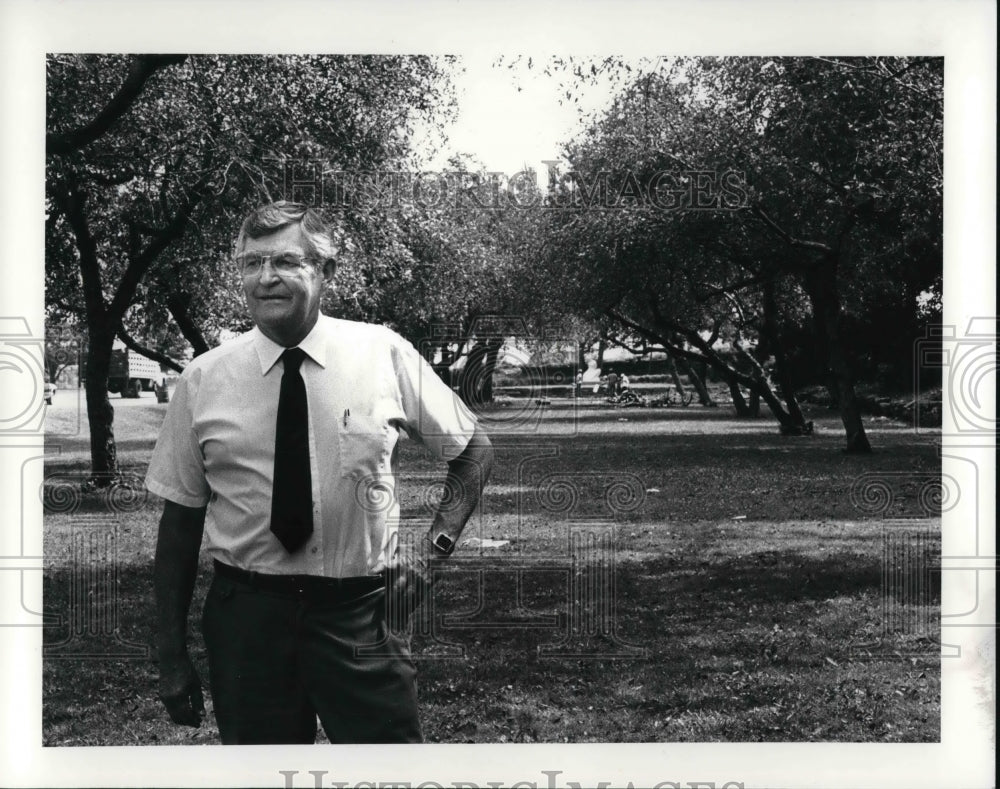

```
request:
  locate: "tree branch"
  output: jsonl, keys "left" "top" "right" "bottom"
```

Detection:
{"left": 47, "top": 55, "right": 188, "bottom": 156}
{"left": 49, "top": 296, "right": 85, "bottom": 317}
{"left": 166, "top": 293, "right": 211, "bottom": 357}
{"left": 49, "top": 177, "right": 108, "bottom": 330}
{"left": 107, "top": 166, "right": 214, "bottom": 322}
{"left": 705, "top": 319, "right": 721, "bottom": 348}
{"left": 606, "top": 308, "right": 710, "bottom": 369}
{"left": 694, "top": 272, "right": 772, "bottom": 300}
{"left": 644, "top": 297, "right": 758, "bottom": 389}
{"left": 788, "top": 159, "right": 844, "bottom": 196}
{"left": 751, "top": 205, "right": 831, "bottom": 253}
{"left": 116, "top": 326, "right": 184, "bottom": 374}
{"left": 605, "top": 333, "right": 648, "bottom": 356}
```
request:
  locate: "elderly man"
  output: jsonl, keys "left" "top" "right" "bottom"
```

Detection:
{"left": 147, "top": 201, "right": 493, "bottom": 744}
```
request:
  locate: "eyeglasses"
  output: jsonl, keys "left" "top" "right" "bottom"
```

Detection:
{"left": 236, "top": 253, "right": 318, "bottom": 277}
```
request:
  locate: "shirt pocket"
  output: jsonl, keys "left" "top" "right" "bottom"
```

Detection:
{"left": 338, "top": 411, "right": 394, "bottom": 482}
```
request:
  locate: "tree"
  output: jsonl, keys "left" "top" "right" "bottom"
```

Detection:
{"left": 46, "top": 54, "right": 454, "bottom": 481}
{"left": 535, "top": 76, "right": 811, "bottom": 431}
{"left": 701, "top": 56, "right": 943, "bottom": 450}
{"left": 531, "top": 56, "right": 942, "bottom": 450}
{"left": 320, "top": 159, "right": 558, "bottom": 409}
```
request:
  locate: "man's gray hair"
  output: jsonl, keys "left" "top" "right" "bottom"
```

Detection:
{"left": 236, "top": 201, "right": 339, "bottom": 264}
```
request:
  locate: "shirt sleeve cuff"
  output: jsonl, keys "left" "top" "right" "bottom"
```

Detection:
{"left": 145, "top": 478, "right": 210, "bottom": 509}
{"left": 431, "top": 429, "right": 474, "bottom": 463}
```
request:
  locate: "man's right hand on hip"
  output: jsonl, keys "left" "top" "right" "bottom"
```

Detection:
{"left": 385, "top": 542, "right": 439, "bottom": 632}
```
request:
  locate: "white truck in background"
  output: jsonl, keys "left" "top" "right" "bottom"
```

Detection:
{"left": 108, "top": 349, "right": 164, "bottom": 398}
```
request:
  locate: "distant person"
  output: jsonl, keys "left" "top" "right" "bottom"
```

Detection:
{"left": 606, "top": 368, "right": 619, "bottom": 397}
{"left": 146, "top": 201, "right": 494, "bottom": 744}
{"left": 574, "top": 369, "right": 583, "bottom": 397}
{"left": 620, "top": 373, "right": 630, "bottom": 392}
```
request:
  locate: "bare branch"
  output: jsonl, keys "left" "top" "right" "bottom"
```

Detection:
{"left": 116, "top": 325, "right": 184, "bottom": 374}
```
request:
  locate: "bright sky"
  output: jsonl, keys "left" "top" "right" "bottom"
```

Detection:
{"left": 413, "top": 55, "right": 638, "bottom": 177}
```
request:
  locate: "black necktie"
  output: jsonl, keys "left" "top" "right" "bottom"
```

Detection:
{"left": 270, "top": 347, "right": 313, "bottom": 552}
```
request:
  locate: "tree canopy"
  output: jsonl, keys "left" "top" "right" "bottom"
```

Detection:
{"left": 45, "top": 54, "right": 944, "bottom": 476}
{"left": 529, "top": 56, "right": 943, "bottom": 449}
{"left": 46, "top": 54, "right": 457, "bottom": 479}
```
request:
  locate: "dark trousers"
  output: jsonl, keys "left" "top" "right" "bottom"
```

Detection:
{"left": 201, "top": 563, "right": 422, "bottom": 744}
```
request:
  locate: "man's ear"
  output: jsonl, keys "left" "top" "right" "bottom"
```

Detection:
{"left": 322, "top": 259, "right": 336, "bottom": 282}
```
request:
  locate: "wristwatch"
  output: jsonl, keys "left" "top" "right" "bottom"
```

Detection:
{"left": 429, "top": 532, "right": 456, "bottom": 557}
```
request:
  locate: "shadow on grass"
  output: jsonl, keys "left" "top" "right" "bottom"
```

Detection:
{"left": 477, "top": 430, "right": 942, "bottom": 522}
{"left": 40, "top": 405, "right": 942, "bottom": 744}
{"left": 42, "top": 540, "right": 940, "bottom": 745}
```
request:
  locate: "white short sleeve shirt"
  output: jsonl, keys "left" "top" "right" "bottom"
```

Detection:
{"left": 145, "top": 316, "right": 476, "bottom": 577}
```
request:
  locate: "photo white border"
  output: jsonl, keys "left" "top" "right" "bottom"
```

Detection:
{"left": 1, "top": 1, "right": 994, "bottom": 787}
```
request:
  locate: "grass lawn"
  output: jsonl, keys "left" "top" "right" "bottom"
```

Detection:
{"left": 42, "top": 398, "right": 941, "bottom": 745}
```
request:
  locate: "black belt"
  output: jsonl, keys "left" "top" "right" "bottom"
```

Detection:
{"left": 213, "top": 559, "right": 385, "bottom": 599}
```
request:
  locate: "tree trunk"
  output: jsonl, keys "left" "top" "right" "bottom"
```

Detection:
{"left": 46, "top": 357, "right": 76, "bottom": 384}
{"left": 480, "top": 339, "right": 503, "bottom": 404}
{"left": 667, "top": 329, "right": 713, "bottom": 406}
{"left": 727, "top": 375, "right": 765, "bottom": 419}
{"left": 668, "top": 356, "right": 687, "bottom": 396}
{"left": 596, "top": 336, "right": 606, "bottom": 369}
{"left": 459, "top": 338, "right": 502, "bottom": 408}
{"left": 806, "top": 265, "right": 872, "bottom": 453}
{"left": 760, "top": 280, "right": 805, "bottom": 424}
{"left": 782, "top": 388, "right": 805, "bottom": 423}
{"left": 57, "top": 181, "right": 122, "bottom": 484}
{"left": 53, "top": 142, "right": 211, "bottom": 482}
{"left": 751, "top": 377, "right": 803, "bottom": 429}
{"left": 458, "top": 342, "right": 486, "bottom": 407}
{"left": 677, "top": 356, "right": 714, "bottom": 406}
{"left": 727, "top": 377, "right": 752, "bottom": 417}
{"left": 610, "top": 307, "right": 805, "bottom": 432}
{"left": 694, "top": 359, "right": 709, "bottom": 389}
{"left": 166, "top": 293, "right": 211, "bottom": 357}
{"left": 84, "top": 326, "right": 118, "bottom": 483}
{"left": 828, "top": 347, "right": 872, "bottom": 452}
{"left": 736, "top": 370, "right": 808, "bottom": 430}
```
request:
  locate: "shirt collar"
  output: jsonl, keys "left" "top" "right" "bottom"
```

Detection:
{"left": 252, "top": 316, "right": 329, "bottom": 375}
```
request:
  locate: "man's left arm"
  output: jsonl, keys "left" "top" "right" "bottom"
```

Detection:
{"left": 388, "top": 423, "right": 493, "bottom": 625}
{"left": 426, "top": 423, "right": 494, "bottom": 556}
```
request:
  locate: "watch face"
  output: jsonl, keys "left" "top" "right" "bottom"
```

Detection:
{"left": 433, "top": 534, "right": 454, "bottom": 554}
